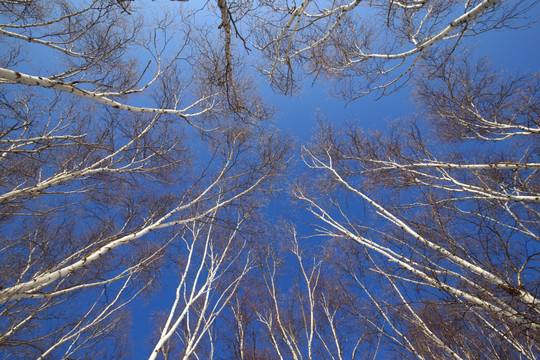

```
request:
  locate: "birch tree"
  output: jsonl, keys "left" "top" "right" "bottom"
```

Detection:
{"left": 296, "top": 53, "right": 539, "bottom": 359}
{"left": 0, "top": 1, "right": 289, "bottom": 358}
{"left": 250, "top": 0, "right": 534, "bottom": 97}
{"left": 147, "top": 212, "right": 257, "bottom": 360}
{"left": 220, "top": 227, "right": 370, "bottom": 360}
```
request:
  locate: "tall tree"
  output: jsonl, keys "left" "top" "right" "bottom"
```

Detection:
{"left": 295, "top": 53, "right": 539, "bottom": 358}
{"left": 0, "top": 1, "right": 288, "bottom": 358}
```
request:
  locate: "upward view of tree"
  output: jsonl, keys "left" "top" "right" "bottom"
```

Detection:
{"left": 0, "top": 0, "right": 537, "bottom": 359}
{"left": 293, "top": 53, "right": 539, "bottom": 359}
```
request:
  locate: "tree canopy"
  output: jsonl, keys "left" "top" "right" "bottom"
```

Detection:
{"left": 0, "top": 0, "right": 538, "bottom": 359}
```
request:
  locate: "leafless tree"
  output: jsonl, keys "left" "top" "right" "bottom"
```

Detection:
{"left": 295, "top": 53, "right": 539, "bottom": 358}
{"left": 221, "top": 227, "right": 368, "bottom": 360}
{"left": 0, "top": 1, "right": 289, "bottom": 358}
{"left": 147, "top": 211, "right": 258, "bottom": 360}
{"left": 250, "top": 0, "right": 535, "bottom": 97}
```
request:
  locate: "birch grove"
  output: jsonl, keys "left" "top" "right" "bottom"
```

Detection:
{"left": 294, "top": 53, "right": 539, "bottom": 358}
{"left": 0, "top": 1, "right": 287, "bottom": 358}
{"left": 1, "top": 0, "right": 537, "bottom": 359}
